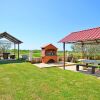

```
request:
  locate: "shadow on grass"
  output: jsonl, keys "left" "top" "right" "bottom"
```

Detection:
{"left": 79, "top": 68, "right": 100, "bottom": 78}
{"left": 0, "top": 59, "right": 25, "bottom": 65}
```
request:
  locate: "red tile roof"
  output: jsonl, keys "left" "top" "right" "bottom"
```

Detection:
{"left": 59, "top": 27, "right": 100, "bottom": 43}
{"left": 41, "top": 43, "right": 57, "bottom": 49}
{"left": 41, "top": 43, "right": 52, "bottom": 48}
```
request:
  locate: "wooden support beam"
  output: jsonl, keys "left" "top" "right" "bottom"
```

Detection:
{"left": 18, "top": 43, "right": 19, "bottom": 60}
{"left": 92, "top": 67, "right": 96, "bottom": 74}
{"left": 63, "top": 42, "right": 65, "bottom": 70}
{"left": 14, "top": 43, "right": 16, "bottom": 55}
{"left": 81, "top": 42, "right": 84, "bottom": 59}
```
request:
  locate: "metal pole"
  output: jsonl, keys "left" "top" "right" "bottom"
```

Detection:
{"left": 18, "top": 43, "right": 19, "bottom": 60}
{"left": 63, "top": 42, "right": 65, "bottom": 70}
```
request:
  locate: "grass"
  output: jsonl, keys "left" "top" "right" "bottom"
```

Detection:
{"left": 0, "top": 62, "right": 100, "bottom": 100}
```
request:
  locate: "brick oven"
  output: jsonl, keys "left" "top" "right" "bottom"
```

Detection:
{"left": 41, "top": 44, "right": 57, "bottom": 63}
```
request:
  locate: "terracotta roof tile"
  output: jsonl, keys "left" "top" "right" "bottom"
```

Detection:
{"left": 59, "top": 27, "right": 100, "bottom": 43}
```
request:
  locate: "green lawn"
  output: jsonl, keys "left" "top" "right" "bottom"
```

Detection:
{"left": 0, "top": 62, "right": 100, "bottom": 100}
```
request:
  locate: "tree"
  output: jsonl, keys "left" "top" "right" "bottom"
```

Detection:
{"left": 0, "top": 40, "right": 11, "bottom": 53}
{"left": 71, "top": 43, "right": 100, "bottom": 59}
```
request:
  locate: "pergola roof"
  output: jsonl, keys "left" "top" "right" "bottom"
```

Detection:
{"left": 0, "top": 32, "right": 23, "bottom": 44}
{"left": 59, "top": 27, "right": 100, "bottom": 44}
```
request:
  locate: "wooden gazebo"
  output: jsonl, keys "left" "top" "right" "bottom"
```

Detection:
{"left": 59, "top": 27, "right": 100, "bottom": 69}
{"left": 0, "top": 32, "right": 23, "bottom": 59}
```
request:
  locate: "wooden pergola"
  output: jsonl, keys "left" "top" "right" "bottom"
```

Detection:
{"left": 59, "top": 27, "right": 100, "bottom": 70}
{"left": 0, "top": 32, "right": 23, "bottom": 59}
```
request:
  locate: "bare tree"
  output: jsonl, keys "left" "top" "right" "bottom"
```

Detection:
{"left": 0, "top": 40, "right": 11, "bottom": 53}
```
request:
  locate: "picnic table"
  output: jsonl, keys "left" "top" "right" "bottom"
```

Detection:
{"left": 0, "top": 53, "right": 15, "bottom": 60}
{"left": 76, "top": 60, "right": 100, "bottom": 74}
{"left": 3, "top": 53, "right": 10, "bottom": 59}
{"left": 82, "top": 60, "right": 100, "bottom": 65}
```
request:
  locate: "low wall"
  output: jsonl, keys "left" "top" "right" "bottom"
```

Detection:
{"left": 31, "top": 57, "right": 42, "bottom": 64}
{"left": 31, "top": 56, "right": 78, "bottom": 64}
{"left": 31, "top": 56, "right": 67, "bottom": 64}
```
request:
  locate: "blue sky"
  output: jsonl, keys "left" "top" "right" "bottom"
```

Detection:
{"left": 0, "top": 0, "right": 100, "bottom": 50}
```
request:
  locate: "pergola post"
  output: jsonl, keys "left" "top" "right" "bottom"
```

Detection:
{"left": 63, "top": 42, "right": 65, "bottom": 70}
{"left": 81, "top": 43, "right": 84, "bottom": 59}
{"left": 18, "top": 43, "right": 19, "bottom": 60}
{"left": 14, "top": 43, "right": 16, "bottom": 55}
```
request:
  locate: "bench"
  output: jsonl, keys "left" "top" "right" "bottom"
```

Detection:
{"left": 76, "top": 64, "right": 98, "bottom": 74}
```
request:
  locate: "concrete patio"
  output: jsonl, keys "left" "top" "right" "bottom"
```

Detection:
{"left": 33, "top": 63, "right": 62, "bottom": 68}
{"left": 33, "top": 62, "right": 76, "bottom": 68}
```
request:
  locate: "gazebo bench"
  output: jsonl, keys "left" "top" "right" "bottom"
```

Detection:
{"left": 76, "top": 64, "right": 98, "bottom": 74}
